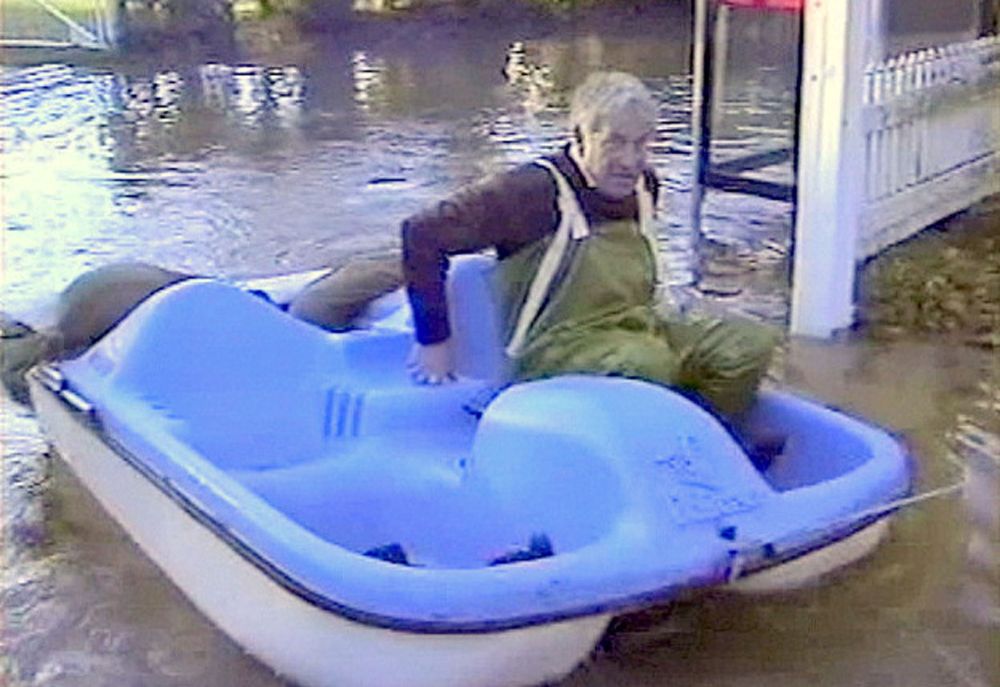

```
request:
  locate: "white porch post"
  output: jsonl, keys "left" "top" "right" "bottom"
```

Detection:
{"left": 690, "top": 0, "right": 710, "bottom": 250}
{"left": 864, "top": 0, "right": 885, "bottom": 64}
{"left": 790, "top": 0, "right": 870, "bottom": 337}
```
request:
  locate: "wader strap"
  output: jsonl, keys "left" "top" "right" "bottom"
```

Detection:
{"left": 542, "top": 159, "right": 591, "bottom": 242}
{"left": 505, "top": 159, "right": 589, "bottom": 357}
{"left": 636, "top": 177, "right": 660, "bottom": 287}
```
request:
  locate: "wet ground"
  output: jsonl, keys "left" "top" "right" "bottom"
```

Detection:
{"left": 858, "top": 193, "right": 1000, "bottom": 348}
{"left": 2, "top": 4, "right": 998, "bottom": 686}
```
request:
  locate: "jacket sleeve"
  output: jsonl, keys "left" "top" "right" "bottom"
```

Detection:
{"left": 401, "top": 164, "right": 559, "bottom": 345}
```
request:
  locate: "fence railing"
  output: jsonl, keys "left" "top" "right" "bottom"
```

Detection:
{"left": 859, "top": 35, "right": 1000, "bottom": 258}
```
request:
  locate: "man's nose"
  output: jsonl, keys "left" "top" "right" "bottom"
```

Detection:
{"left": 617, "top": 142, "right": 644, "bottom": 170}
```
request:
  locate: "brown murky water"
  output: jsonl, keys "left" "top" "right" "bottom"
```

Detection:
{"left": 2, "top": 4, "right": 997, "bottom": 687}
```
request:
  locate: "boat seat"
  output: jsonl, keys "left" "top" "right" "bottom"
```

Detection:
{"left": 363, "top": 254, "right": 509, "bottom": 384}
{"left": 444, "top": 254, "right": 509, "bottom": 384}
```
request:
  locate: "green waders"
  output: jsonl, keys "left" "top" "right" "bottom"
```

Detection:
{"left": 288, "top": 257, "right": 403, "bottom": 331}
{"left": 496, "top": 214, "right": 779, "bottom": 419}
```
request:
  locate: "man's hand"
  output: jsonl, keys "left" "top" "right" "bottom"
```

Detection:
{"left": 407, "top": 340, "right": 457, "bottom": 385}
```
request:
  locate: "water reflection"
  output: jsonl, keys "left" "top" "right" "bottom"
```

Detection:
{"left": 1, "top": 65, "right": 122, "bottom": 306}
{"left": 503, "top": 41, "right": 558, "bottom": 114}
{"left": 353, "top": 0, "right": 416, "bottom": 12}
{"left": 954, "top": 379, "right": 1000, "bottom": 629}
{"left": 351, "top": 50, "right": 387, "bottom": 111}
{"left": 113, "top": 63, "right": 306, "bottom": 137}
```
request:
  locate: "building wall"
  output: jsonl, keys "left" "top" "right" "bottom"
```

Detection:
{"left": 884, "top": 0, "right": 994, "bottom": 56}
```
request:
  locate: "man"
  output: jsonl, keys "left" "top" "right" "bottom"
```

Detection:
{"left": 402, "top": 70, "right": 778, "bottom": 423}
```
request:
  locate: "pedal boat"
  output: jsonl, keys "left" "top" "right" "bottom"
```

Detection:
{"left": 27, "top": 256, "right": 912, "bottom": 687}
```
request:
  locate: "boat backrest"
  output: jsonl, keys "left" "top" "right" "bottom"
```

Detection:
{"left": 61, "top": 279, "right": 340, "bottom": 470}
{"left": 444, "top": 254, "right": 510, "bottom": 384}
{"left": 360, "top": 254, "right": 508, "bottom": 384}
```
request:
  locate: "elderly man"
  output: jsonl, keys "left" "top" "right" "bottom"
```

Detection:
{"left": 403, "top": 70, "right": 777, "bottom": 422}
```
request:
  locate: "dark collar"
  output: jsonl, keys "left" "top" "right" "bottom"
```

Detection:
{"left": 547, "top": 144, "right": 642, "bottom": 222}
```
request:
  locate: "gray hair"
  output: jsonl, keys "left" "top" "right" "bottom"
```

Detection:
{"left": 569, "top": 71, "right": 657, "bottom": 136}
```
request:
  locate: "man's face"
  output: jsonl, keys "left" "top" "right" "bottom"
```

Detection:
{"left": 578, "top": 105, "right": 656, "bottom": 199}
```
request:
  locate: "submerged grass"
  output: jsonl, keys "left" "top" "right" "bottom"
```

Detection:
{"left": 858, "top": 194, "right": 1000, "bottom": 348}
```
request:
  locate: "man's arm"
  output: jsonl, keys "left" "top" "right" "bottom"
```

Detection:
{"left": 401, "top": 163, "right": 559, "bottom": 346}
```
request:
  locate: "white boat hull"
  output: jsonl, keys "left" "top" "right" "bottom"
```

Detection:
{"left": 729, "top": 519, "right": 891, "bottom": 593}
{"left": 30, "top": 378, "right": 611, "bottom": 687}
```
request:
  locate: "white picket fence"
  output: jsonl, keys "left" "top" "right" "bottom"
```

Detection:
{"left": 859, "top": 35, "right": 1000, "bottom": 258}
{"left": 790, "top": 1, "right": 999, "bottom": 337}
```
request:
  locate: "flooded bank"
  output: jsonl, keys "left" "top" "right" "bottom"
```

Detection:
{"left": 2, "top": 5, "right": 997, "bottom": 686}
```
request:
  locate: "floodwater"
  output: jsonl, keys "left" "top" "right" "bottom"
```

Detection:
{"left": 1, "top": 5, "right": 997, "bottom": 687}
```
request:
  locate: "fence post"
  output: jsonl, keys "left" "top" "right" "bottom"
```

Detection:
{"left": 916, "top": 50, "right": 932, "bottom": 183}
{"left": 902, "top": 52, "right": 918, "bottom": 188}
{"left": 888, "top": 56, "right": 906, "bottom": 194}
{"left": 789, "top": 0, "right": 869, "bottom": 337}
{"left": 871, "top": 59, "right": 889, "bottom": 200}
